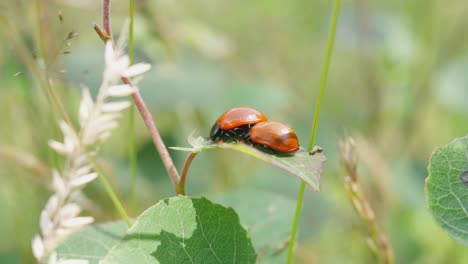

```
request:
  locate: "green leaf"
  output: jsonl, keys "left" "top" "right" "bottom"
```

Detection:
{"left": 426, "top": 135, "right": 468, "bottom": 245}
{"left": 103, "top": 196, "right": 256, "bottom": 264}
{"left": 210, "top": 189, "right": 296, "bottom": 264}
{"left": 55, "top": 221, "right": 128, "bottom": 263}
{"left": 171, "top": 136, "right": 326, "bottom": 191}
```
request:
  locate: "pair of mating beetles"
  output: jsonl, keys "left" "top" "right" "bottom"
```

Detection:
{"left": 209, "top": 107, "right": 300, "bottom": 154}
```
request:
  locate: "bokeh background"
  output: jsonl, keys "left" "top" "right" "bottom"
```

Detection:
{"left": 1, "top": 0, "right": 468, "bottom": 263}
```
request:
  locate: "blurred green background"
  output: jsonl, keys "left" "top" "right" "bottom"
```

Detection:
{"left": 1, "top": 0, "right": 468, "bottom": 263}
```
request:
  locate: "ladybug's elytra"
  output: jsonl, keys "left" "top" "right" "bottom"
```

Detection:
{"left": 210, "top": 107, "right": 268, "bottom": 142}
{"left": 248, "top": 121, "right": 299, "bottom": 154}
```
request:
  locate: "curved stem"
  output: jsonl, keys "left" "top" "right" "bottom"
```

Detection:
{"left": 287, "top": 1, "right": 342, "bottom": 263}
{"left": 177, "top": 152, "right": 198, "bottom": 195}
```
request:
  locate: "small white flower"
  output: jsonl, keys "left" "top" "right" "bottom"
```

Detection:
{"left": 107, "top": 84, "right": 137, "bottom": 97}
{"left": 44, "top": 195, "right": 60, "bottom": 216}
{"left": 59, "top": 122, "right": 78, "bottom": 144}
{"left": 61, "top": 216, "right": 94, "bottom": 228}
{"left": 114, "top": 55, "right": 130, "bottom": 72}
{"left": 74, "top": 154, "right": 90, "bottom": 168}
{"left": 58, "top": 203, "right": 82, "bottom": 221}
{"left": 122, "top": 63, "right": 151, "bottom": 78}
{"left": 59, "top": 121, "right": 79, "bottom": 154}
{"left": 32, "top": 235, "right": 45, "bottom": 260}
{"left": 94, "top": 121, "right": 119, "bottom": 135}
{"left": 106, "top": 51, "right": 130, "bottom": 77}
{"left": 104, "top": 41, "right": 116, "bottom": 66}
{"left": 40, "top": 210, "right": 53, "bottom": 236}
{"left": 74, "top": 164, "right": 93, "bottom": 178}
{"left": 93, "top": 113, "right": 121, "bottom": 124}
{"left": 79, "top": 88, "right": 94, "bottom": 126}
{"left": 34, "top": 25, "right": 151, "bottom": 262}
{"left": 52, "top": 170, "right": 67, "bottom": 198}
{"left": 101, "top": 101, "right": 131, "bottom": 112}
{"left": 68, "top": 173, "right": 98, "bottom": 188}
{"left": 49, "top": 140, "right": 71, "bottom": 155}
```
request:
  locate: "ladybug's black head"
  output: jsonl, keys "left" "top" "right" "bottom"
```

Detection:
{"left": 209, "top": 123, "right": 221, "bottom": 142}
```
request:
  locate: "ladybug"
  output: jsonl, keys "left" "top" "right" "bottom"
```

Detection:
{"left": 210, "top": 107, "right": 267, "bottom": 142}
{"left": 248, "top": 121, "right": 299, "bottom": 154}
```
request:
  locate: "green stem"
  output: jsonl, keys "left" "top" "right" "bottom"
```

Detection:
{"left": 89, "top": 156, "right": 132, "bottom": 227}
{"left": 128, "top": 106, "right": 137, "bottom": 204}
{"left": 306, "top": 0, "right": 341, "bottom": 151}
{"left": 286, "top": 1, "right": 341, "bottom": 263}
{"left": 177, "top": 152, "right": 198, "bottom": 195}
{"left": 128, "top": 0, "right": 138, "bottom": 210}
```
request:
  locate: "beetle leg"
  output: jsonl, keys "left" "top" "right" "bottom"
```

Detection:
{"left": 226, "top": 130, "right": 241, "bottom": 142}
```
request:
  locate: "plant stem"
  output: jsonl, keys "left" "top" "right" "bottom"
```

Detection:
{"left": 127, "top": 87, "right": 179, "bottom": 187}
{"left": 98, "top": 0, "right": 180, "bottom": 190}
{"left": 128, "top": 106, "right": 137, "bottom": 205}
{"left": 287, "top": 1, "right": 341, "bottom": 263}
{"left": 89, "top": 156, "right": 132, "bottom": 227}
{"left": 94, "top": 24, "right": 110, "bottom": 41}
{"left": 103, "top": 0, "right": 112, "bottom": 38}
{"left": 127, "top": 0, "right": 138, "bottom": 210}
{"left": 177, "top": 152, "right": 198, "bottom": 195}
{"left": 306, "top": 0, "right": 341, "bottom": 151}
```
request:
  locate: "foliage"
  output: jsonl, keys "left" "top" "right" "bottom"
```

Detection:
{"left": 172, "top": 136, "right": 326, "bottom": 191}
{"left": 210, "top": 189, "right": 296, "bottom": 264}
{"left": 1, "top": 0, "right": 468, "bottom": 263}
{"left": 426, "top": 135, "right": 468, "bottom": 245}
{"left": 56, "top": 197, "right": 256, "bottom": 264}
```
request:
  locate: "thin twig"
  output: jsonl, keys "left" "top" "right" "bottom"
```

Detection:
{"left": 126, "top": 79, "right": 179, "bottom": 187}
{"left": 94, "top": 24, "right": 110, "bottom": 41}
{"left": 97, "top": 0, "right": 180, "bottom": 190}
{"left": 103, "top": 0, "right": 112, "bottom": 37}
